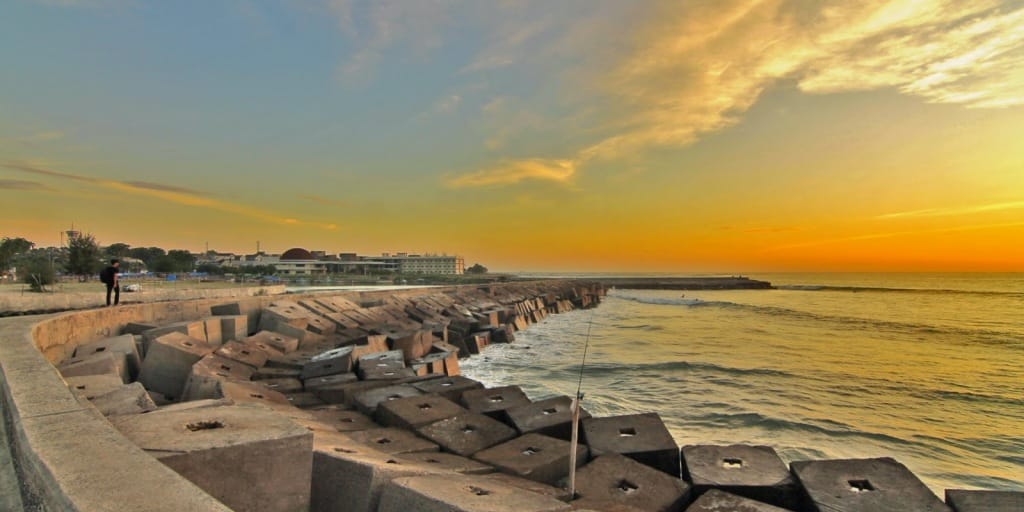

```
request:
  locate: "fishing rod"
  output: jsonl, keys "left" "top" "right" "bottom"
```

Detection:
{"left": 568, "top": 309, "right": 595, "bottom": 500}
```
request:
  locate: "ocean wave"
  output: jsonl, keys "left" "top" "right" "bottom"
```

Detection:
{"left": 776, "top": 284, "right": 1024, "bottom": 297}
{"left": 688, "top": 411, "right": 919, "bottom": 447}
{"left": 566, "top": 359, "right": 796, "bottom": 380}
{"left": 610, "top": 293, "right": 1023, "bottom": 348}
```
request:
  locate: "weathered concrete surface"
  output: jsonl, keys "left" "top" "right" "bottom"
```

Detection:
{"left": 377, "top": 474, "right": 573, "bottom": 512}
{"left": 682, "top": 444, "right": 798, "bottom": 509}
{"left": 684, "top": 489, "right": 792, "bottom": 511}
{"left": 67, "top": 333, "right": 142, "bottom": 380}
{"left": 412, "top": 375, "right": 484, "bottom": 402}
{"left": 346, "top": 427, "right": 441, "bottom": 455}
{"left": 585, "top": 413, "right": 679, "bottom": 477}
{"left": 0, "top": 284, "right": 286, "bottom": 316}
{"left": 791, "top": 457, "right": 950, "bottom": 512}
{"left": 460, "top": 385, "right": 531, "bottom": 420}
{"left": 945, "top": 489, "right": 1024, "bottom": 511}
{"left": 396, "top": 451, "right": 495, "bottom": 475}
{"left": 138, "top": 332, "right": 214, "bottom": 399}
{"left": 0, "top": 395, "right": 25, "bottom": 512}
{"left": 63, "top": 374, "right": 125, "bottom": 400}
{"left": 376, "top": 393, "right": 466, "bottom": 430}
{"left": 472, "top": 432, "right": 588, "bottom": 486}
{"left": 416, "top": 412, "right": 518, "bottom": 457}
{"left": 90, "top": 382, "right": 158, "bottom": 416}
{"left": 114, "top": 403, "right": 313, "bottom": 512}
{"left": 507, "top": 395, "right": 590, "bottom": 440}
{"left": 574, "top": 454, "right": 692, "bottom": 512}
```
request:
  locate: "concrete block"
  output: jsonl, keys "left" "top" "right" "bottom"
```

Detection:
{"left": 684, "top": 489, "right": 791, "bottom": 512}
{"left": 246, "top": 330, "right": 299, "bottom": 354}
{"left": 348, "top": 334, "right": 391, "bottom": 360}
{"left": 114, "top": 404, "right": 313, "bottom": 512}
{"left": 467, "top": 331, "right": 491, "bottom": 354}
{"left": 122, "top": 322, "right": 157, "bottom": 335}
{"left": 141, "top": 321, "right": 206, "bottom": 353}
{"left": 412, "top": 375, "right": 484, "bottom": 403}
{"left": 285, "top": 391, "right": 326, "bottom": 408}
{"left": 259, "top": 302, "right": 311, "bottom": 332}
{"left": 211, "top": 301, "right": 260, "bottom": 334}
{"left": 346, "top": 427, "right": 440, "bottom": 455}
{"left": 574, "top": 454, "right": 691, "bottom": 512}
{"left": 218, "top": 381, "right": 292, "bottom": 409}
{"left": 507, "top": 395, "right": 590, "bottom": 440}
{"left": 265, "top": 348, "right": 316, "bottom": 370}
{"left": 585, "top": 413, "right": 680, "bottom": 477}
{"left": 70, "top": 334, "right": 142, "bottom": 380}
{"left": 461, "top": 385, "right": 532, "bottom": 421}
{"left": 64, "top": 374, "right": 125, "bottom": 400}
{"left": 311, "top": 442, "right": 446, "bottom": 512}
{"left": 376, "top": 393, "right": 466, "bottom": 430}
{"left": 138, "top": 331, "right": 215, "bottom": 398}
{"left": 791, "top": 457, "right": 950, "bottom": 512}
{"left": 409, "top": 353, "right": 449, "bottom": 377}
{"left": 59, "top": 351, "right": 129, "bottom": 383}
{"left": 307, "top": 407, "right": 379, "bottom": 432}
{"left": 214, "top": 340, "right": 268, "bottom": 369}
{"left": 682, "top": 444, "right": 798, "bottom": 509}
{"left": 314, "top": 378, "right": 391, "bottom": 405}
{"left": 483, "top": 472, "right": 569, "bottom": 501}
{"left": 301, "top": 345, "right": 354, "bottom": 380}
{"left": 946, "top": 490, "right": 1024, "bottom": 511}
{"left": 396, "top": 451, "right": 495, "bottom": 475}
{"left": 570, "top": 499, "right": 647, "bottom": 511}
{"left": 148, "top": 390, "right": 174, "bottom": 406}
{"left": 200, "top": 316, "right": 224, "bottom": 346}
{"left": 251, "top": 366, "right": 300, "bottom": 380}
{"left": 416, "top": 412, "right": 518, "bottom": 457}
{"left": 390, "top": 330, "right": 434, "bottom": 361}
{"left": 363, "top": 366, "right": 417, "bottom": 381}
{"left": 377, "top": 474, "right": 572, "bottom": 512}
{"left": 217, "top": 314, "right": 249, "bottom": 342}
{"left": 156, "top": 398, "right": 235, "bottom": 413}
{"left": 181, "top": 354, "right": 254, "bottom": 402}
{"left": 90, "top": 382, "right": 158, "bottom": 416}
{"left": 254, "top": 377, "right": 304, "bottom": 394}
{"left": 352, "top": 384, "right": 423, "bottom": 416}
{"left": 473, "top": 433, "right": 588, "bottom": 486}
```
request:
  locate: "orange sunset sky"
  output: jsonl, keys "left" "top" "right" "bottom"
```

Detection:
{"left": 2, "top": 1, "right": 1023, "bottom": 272}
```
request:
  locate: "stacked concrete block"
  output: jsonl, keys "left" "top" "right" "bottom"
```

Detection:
{"left": 114, "top": 404, "right": 313, "bottom": 512}
{"left": 352, "top": 384, "right": 424, "bottom": 416}
{"left": 211, "top": 301, "right": 261, "bottom": 335}
{"left": 682, "top": 444, "right": 798, "bottom": 509}
{"left": 461, "top": 385, "right": 532, "bottom": 421}
{"left": 358, "top": 350, "right": 408, "bottom": 380}
{"left": 214, "top": 340, "right": 268, "bottom": 369}
{"left": 306, "top": 407, "right": 379, "bottom": 432}
{"left": 346, "top": 427, "right": 441, "bottom": 455}
{"left": 506, "top": 395, "right": 589, "bottom": 440}
{"left": 412, "top": 376, "right": 484, "bottom": 403}
{"left": 254, "top": 377, "right": 303, "bottom": 394}
{"left": 376, "top": 393, "right": 467, "bottom": 430}
{"left": 466, "top": 331, "right": 491, "bottom": 355}
{"left": 216, "top": 314, "right": 249, "bottom": 342}
{"left": 300, "top": 345, "right": 355, "bottom": 380}
{"left": 791, "top": 457, "right": 950, "bottom": 512}
{"left": 945, "top": 490, "right": 1024, "bottom": 511}
{"left": 258, "top": 301, "right": 311, "bottom": 332}
{"left": 245, "top": 331, "right": 298, "bottom": 354}
{"left": 181, "top": 354, "right": 255, "bottom": 401}
{"left": 585, "top": 413, "right": 680, "bottom": 477}
{"left": 311, "top": 441, "right": 448, "bottom": 512}
{"left": 285, "top": 392, "right": 326, "bottom": 408}
{"left": 218, "top": 380, "right": 292, "bottom": 410}
{"left": 389, "top": 329, "right": 435, "bottom": 361}
{"left": 90, "top": 382, "right": 158, "bottom": 416}
{"left": 304, "top": 372, "right": 359, "bottom": 402}
{"left": 472, "top": 433, "right": 588, "bottom": 486}
{"left": 64, "top": 374, "right": 125, "bottom": 400}
{"left": 251, "top": 366, "right": 300, "bottom": 381}
{"left": 416, "top": 412, "right": 518, "bottom": 457}
{"left": 122, "top": 322, "right": 157, "bottom": 335}
{"left": 396, "top": 452, "right": 494, "bottom": 475}
{"left": 684, "top": 489, "right": 791, "bottom": 511}
{"left": 377, "top": 474, "right": 572, "bottom": 512}
{"left": 59, "top": 351, "right": 129, "bottom": 384}
{"left": 199, "top": 316, "right": 224, "bottom": 346}
{"left": 141, "top": 321, "right": 207, "bottom": 353}
{"left": 70, "top": 334, "right": 142, "bottom": 380}
{"left": 574, "top": 454, "right": 692, "bottom": 512}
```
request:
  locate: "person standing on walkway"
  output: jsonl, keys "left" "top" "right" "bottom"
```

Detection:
{"left": 100, "top": 259, "right": 120, "bottom": 306}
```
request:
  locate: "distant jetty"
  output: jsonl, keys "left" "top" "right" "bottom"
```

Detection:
{"left": 598, "top": 276, "right": 773, "bottom": 290}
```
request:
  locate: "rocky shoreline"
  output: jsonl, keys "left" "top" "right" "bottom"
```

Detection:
{"left": 18, "top": 279, "right": 1020, "bottom": 511}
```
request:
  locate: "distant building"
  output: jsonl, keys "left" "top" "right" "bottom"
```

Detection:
{"left": 275, "top": 248, "right": 328, "bottom": 276}
{"left": 364, "top": 253, "right": 465, "bottom": 275}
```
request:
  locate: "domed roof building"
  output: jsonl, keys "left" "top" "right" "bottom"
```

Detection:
{"left": 275, "top": 247, "right": 325, "bottom": 276}
{"left": 280, "top": 248, "right": 315, "bottom": 261}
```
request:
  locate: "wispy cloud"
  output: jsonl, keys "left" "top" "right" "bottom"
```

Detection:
{"left": 876, "top": 200, "right": 1024, "bottom": 219}
{"left": 447, "top": 158, "right": 576, "bottom": 188}
{"left": 3, "top": 161, "right": 336, "bottom": 230}
{"left": 0, "top": 179, "right": 51, "bottom": 191}
{"left": 768, "top": 220, "right": 1024, "bottom": 251}
{"left": 445, "top": 0, "right": 1024, "bottom": 186}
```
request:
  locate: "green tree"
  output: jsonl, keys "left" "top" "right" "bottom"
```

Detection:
{"left": 66, "top": 234, "right": 103, "bottom": 277}
{"left": 21, "top": 255, "right": 56, "bottom": 292}
{"left": 104, "top": 242, "right": 131, "bottom": 259}
{"left": 166, "top": 249, "right": 196, "bottom": 272}
{"left": 466, "top": 263, "right": 488, "bottom": 274}
{"left": 0, "top": 237, "right": 35, "bottom": 273}
{"left": 195, "top": 263, "right": 225, "bottom": 275}
{"left": 128, "top": 246, "right": 166, "bottom": 268}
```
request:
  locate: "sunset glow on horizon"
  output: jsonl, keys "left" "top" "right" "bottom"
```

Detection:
{"left": 2, "top": 0, "right": 1023, "bottom": 272}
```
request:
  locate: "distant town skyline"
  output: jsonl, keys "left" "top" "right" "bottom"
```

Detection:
{"left": 2, "top": 1, "right": 1022, "bottom": 272}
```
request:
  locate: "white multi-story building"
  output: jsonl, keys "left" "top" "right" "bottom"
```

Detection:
{"left": 364, "top": 253, "right": 465, "bottom": 275}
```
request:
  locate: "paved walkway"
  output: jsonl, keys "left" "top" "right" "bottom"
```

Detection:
{"left": 1, "top": 400, "right": 26, "bottom": 511}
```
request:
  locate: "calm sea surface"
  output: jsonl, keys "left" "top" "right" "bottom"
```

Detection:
{"left": 461, "top": 273, "right": 1024, "bottom": 494}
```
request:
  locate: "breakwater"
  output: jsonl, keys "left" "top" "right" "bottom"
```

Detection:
{"left": 599, "top": 276, "right": 773, "bottom": 290}
{"left": 1, "top": 280, "right": 1019, "bottom": 511}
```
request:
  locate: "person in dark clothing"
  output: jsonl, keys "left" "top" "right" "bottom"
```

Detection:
{"left": 100, "top": 259, "right": 120, "bottom": 306}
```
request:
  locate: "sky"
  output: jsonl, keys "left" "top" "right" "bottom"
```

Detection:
{"left": 2, "top": 0, "right": 1023, "bottom": 272}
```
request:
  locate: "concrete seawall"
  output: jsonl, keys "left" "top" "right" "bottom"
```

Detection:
{"left": 599, "top": 277, "right": 772, "bottom": 290}
{"left": 0, "top": 281, "right": 593, "bottom": 511}
{"left": 0, "top": 284, "right": 288, "bottom": 317}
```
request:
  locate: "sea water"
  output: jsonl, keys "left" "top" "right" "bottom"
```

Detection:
{"left": 461, "top": 273, "right": 1024, "bottom": 494}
